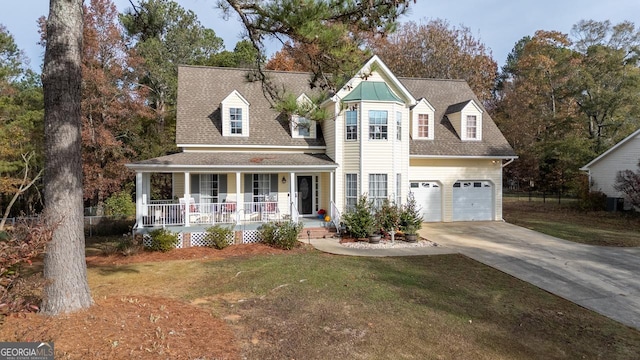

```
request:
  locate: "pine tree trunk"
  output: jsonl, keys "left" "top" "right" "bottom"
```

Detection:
{"left": 41, "top": 0, "right": 93, "bottom": 315}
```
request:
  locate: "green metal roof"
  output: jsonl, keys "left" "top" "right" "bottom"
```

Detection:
{"left": 341, "top": 81, "right": 403, "bottom": 102}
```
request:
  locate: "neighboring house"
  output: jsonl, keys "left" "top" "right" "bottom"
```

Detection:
{"left": 580, "top": 128, "right": 640, "bottom": 210}
{"left": 126, "top": 55, "right": 516, "bottom": 239}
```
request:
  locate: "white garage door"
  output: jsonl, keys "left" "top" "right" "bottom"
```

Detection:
{"left": 410, "top": 181, "right": 442, "bottom": 222}
{"left": 452, "top": 181, "right": 493, "bottom": 221}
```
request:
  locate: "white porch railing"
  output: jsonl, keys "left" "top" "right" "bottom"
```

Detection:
{"left": 330, "top": 200, "right": 341, "bottom": 234}
{"left": 140, "top": 201, "right": 282, "bottom": 227}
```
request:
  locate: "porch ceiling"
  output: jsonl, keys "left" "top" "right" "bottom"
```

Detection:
{"left": 126, "top": 152, "right": 338, "bottom": 172}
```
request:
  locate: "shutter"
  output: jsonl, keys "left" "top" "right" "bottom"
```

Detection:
{"left": 219, "top": 174, "right": 227, "bottom": 201}
{"left": 190, "top": 174, "right": 200, "bottom": 202}
{"left": 244, "top": 174, "right": 252, "bottom": 203}
{"left": 270, "top": 174, "right": 278, "bottom": 201}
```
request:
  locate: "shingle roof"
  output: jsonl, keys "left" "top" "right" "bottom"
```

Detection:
{"left": 128, "top": 152, "right": 337, "bottom": 170}
{"left": 176, "top": 65, "right": 515, "bottom": 158}
{"left": 399, "top": 77, "right": 516, "bottom": 157}
{"left": 176, "top": 66, "right": 325, "bottom": 147}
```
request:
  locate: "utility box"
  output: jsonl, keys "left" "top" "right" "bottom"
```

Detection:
{"left": 606, "top": 197, "right": 625, "bottom": 212}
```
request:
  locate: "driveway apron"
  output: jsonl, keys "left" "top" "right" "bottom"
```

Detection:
{"left": 420, "top": 222, "right": 640, "bottom": 330}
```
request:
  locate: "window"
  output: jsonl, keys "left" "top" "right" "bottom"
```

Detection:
{"left": 418, "top": 114, "right": 429, "bottom": 138}
{"left": 369, "top": 174, "right": 387, "bottom": 208}
{"left": 230, "top": 108, "right": 243, "bottom": 134}
{"left": 396, "top": 173, "right": 401, "bottom": 205}
{"left": 396, "top": 111, "right": 402, "bottom": 140}
{"left": 346, "top": 174, "right": 358, "bottom": 211}
{"left": 200, "top": 174, "right": 219, "bottom": 203}
{"left": 253, "top": 174, "right": 270, "bottom": 203}
{"left": 346, "top": 110, "right": 358, "bottom": 140}
{"left": 466, "top": 115, "right": 477, "bottom": 139}
{"left": 369, "top": 110, "right": 388, "bottom": 140}
{"left": 297, "top": 117, "right": 310, "bottom": 137}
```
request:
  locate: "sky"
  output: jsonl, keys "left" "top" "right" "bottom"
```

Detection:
{"left": 1, "top": 0, "right": 639, "bottom": 72}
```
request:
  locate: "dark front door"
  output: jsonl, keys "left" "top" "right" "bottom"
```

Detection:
{"left": 297, "top": 176, "right": 313, "bottom": 215}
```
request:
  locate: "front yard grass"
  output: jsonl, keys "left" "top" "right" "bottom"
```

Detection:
{"left": 503, "top": 197, "right": 640, "bottom": 247}
{"left": 88, "top": 250, "right": 640, "bottom": 359}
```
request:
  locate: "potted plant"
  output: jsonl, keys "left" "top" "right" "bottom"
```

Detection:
{"left": 400, "top": 195, "right": 422, "bottom": 243}
{"left": 342, "top": 195, "right": 376, "bottom": 242}
{"left": 375, "top": 198, "right": 400, "bottom": 242}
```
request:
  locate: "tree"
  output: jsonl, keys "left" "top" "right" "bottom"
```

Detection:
{"left": 41, "top": 0, "right": 93, "bottom": 314}
{"left": 367, "top": 19, "right": 497, "bottom": 102}
{"left": 614, "top": 160, "right": 640, "bottom": 209}
{"left": 569, "top": 20, "right": 640, "bottom": 153}
{"left": 220, "top": 0, "right": 412, "bottom": 101}
{"left": 82, "top": 0, "right": 150, "bottom": 211}
{"left": 201, "top": 39, "right": 262, "bottom": 68}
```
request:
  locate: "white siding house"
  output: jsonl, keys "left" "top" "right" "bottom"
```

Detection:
{"left": 580, "top": 128, "right": 640, "bottom": 210}
{"left": 127, "top": 55, "right": 516, "bottom": 235}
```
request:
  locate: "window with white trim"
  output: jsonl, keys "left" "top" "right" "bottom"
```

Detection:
{"left": 230, "top": 108, "right": 243, "bottom": 134}
{"left": 346, "top": 110, "right": 357, "bottom": 140}
{"left": 369, "top": 110, "right": 388, "bottom": 140}
{"left": 369, "top": 174, "right": 387, "bottom": 209}
{"left": 253, "top": 174, "right": 270, "bottom": 203}
{"left": 200, "top": 174, "right": 219, "bottom": 203}
{"left": 346, "top": 174, "right": 358, "bottom": 211}
{"left": 418, "top": 114, "right": 429, "bottom": 138}
{"left": 396, "top": 111, "right": 402, "bottom": 140}
{"left": 297, "top": 117, "right": 310, "bottom": 137}
{"left": 466, "top": 115, "right": 477, "bottom": 139}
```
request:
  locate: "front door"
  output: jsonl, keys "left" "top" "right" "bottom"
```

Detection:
{"left": 297, "top": 176, "right": 313, "bottom": 215}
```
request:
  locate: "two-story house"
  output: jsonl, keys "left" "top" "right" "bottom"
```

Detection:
{"left": 126, "top": 56, "right": 516, "bottom": 245}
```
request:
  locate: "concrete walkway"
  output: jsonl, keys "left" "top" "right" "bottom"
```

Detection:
{"left": 308, "top": 222, "right": 640, "bottom": 330}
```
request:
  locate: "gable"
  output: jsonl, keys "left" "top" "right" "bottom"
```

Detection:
{"left": 446, "top": 100, "right": 483, "bottom": 141}
{"left": 220, "top": 90, "right": 250, "bottom": 137}
{"left": 581, "top": 128, "right": 640, "bottom": 170}
{"left": 411, "top": 98, "right": 436, "bottom": 140}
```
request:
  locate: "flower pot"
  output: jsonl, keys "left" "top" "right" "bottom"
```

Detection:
{"left": 405, "top": 234, "right": 418, "bottom": 243}
{"left": 369, "top": 234, "right": 382, "bottom": 244}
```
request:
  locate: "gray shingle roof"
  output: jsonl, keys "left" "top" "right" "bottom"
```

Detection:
{"left": 176, "top": 66, "right": 515, "bottom": 158}
{"left": 399, "top": 77, "right": 516, "bottom": 157}
{"left": 128, "top": 152, "right": 337, "bottom": 170}
{"left": 176, "top": 66, "right": 325, "bottom": 147}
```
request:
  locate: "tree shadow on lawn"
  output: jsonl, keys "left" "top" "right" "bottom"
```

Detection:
{"left": 363, "top": 254, "right": 640, "bottom": 359}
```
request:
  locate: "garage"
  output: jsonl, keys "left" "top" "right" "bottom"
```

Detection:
{"left": 410, "top": 181, "right": 442, "bottom": 222}
{"left": 452, "top": 181, "right": 493, "bottom": 221}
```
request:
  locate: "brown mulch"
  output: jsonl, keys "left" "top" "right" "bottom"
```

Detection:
{"left": 0, "top": 243, "right": 312, "bottom": 359}
{"left": 0, "top": 296, "right": 239, "bottom": 359}
{"left": 86, "top": 242, "right": 310, "bottom": 266}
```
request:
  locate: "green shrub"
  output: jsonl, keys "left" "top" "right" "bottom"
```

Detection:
{"left": 104, "top": 191, "right": 136, "bottom": 217}
{"left": 259, "top": 221, "right": 303, "bottom": 250}
{"left": 205, "top": 225, "right": 234, "bottom": 250}
{"left": 146, "top": 228, "right": 179, "bottom": 252}
{"left": 400, "top": 195, "right": 423, "bottom": 234}
{"left": 342, "top": 195, "right": 375, "bottom": 238}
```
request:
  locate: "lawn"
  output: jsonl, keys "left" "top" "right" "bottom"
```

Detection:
{"left": 503, "top": 197, "right": 640, "bottom": 247}
{"left": 80, "top": 248, "right": 639, "bottom": 359}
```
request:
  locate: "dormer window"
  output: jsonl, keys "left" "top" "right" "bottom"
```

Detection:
{"left": 230, "top": 108, "right": 243, "bottom": 134}
{"left": 291, "top": 94, "right": 317, "bottom": 139}
{"left": 221, "top": 90, "right": 250, "bottom": 137}
{"left": 466, "top": 115, "right": 477, "bottom": 139}
{"left": 297, "top": 117, "right": 310, "bottom": 137}
{"left": 411, "top": 98, "right": 435, "bottom": 140}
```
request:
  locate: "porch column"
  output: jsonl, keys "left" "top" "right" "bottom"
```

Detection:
{"left": 290, "top": 172, "right": 296, "bottom": 222}
{"left": 136, "top": 172, "right": 143, "bottom": 226}
{"left": 235, "top": 172, "right": 241, "bottom": 225}
{"left": 330, "top": 170, "right": 335, "bottom": 206}
{"left": 184, "top": 172, "right": 191, "bottom": 227}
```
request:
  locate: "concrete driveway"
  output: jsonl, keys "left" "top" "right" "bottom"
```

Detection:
{"left": 420, "top": 222, "right": 640, "bottom": 330}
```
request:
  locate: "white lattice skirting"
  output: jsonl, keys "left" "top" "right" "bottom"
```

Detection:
{"left": 242, "top": 230, "right": 262, "bottom": 244}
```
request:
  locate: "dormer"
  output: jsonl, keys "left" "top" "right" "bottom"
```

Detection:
{"left": 411, "top": 98, "right": 436, "bottom": 140}
{"left": 446, "top": 100, "right": 483, "bottom": 141}
{"left": 291, "top": 94, "right": 317, "bottom": 139}
{"left": 221, "top": 90, "right": 250, "bottom": 137}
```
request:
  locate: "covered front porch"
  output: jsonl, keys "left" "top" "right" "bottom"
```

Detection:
{"left": 126, "top": 152, "right": 340, "bottom": 232}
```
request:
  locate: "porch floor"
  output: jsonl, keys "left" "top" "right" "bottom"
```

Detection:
{"left": 135, "top": 216, "right": 331, "bottom": 234}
